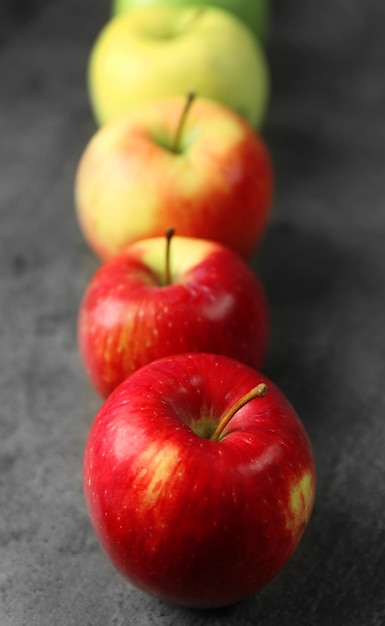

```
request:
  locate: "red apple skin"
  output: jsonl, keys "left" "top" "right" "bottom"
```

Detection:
{"left": 74, "top": 96, "right": 273, "bottom": 261}
{"left": 83, "top": 353, "right": 316, "bottom": 608}
{"left": 78, "top": 235, "right": 269, "bottom": 397}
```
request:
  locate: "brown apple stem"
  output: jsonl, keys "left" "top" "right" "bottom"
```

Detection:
{"left": 164, "top": 228, "right": 175, "bottom": 285}
{"left": 210, "top": 383, "right": 268, "bottom": 442}
{"left": 171, "top": 91, "right": 196, "bottom": 154}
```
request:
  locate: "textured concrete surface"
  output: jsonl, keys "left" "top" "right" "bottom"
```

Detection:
{"left": 1, "top": 1, "right": 385, "bottom": 624}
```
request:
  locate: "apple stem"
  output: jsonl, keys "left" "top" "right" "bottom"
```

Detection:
{"left": 171, "top": 92, "right": 196, "bottom": 154}
{"left": 210, "top": 383, "right": 268, "bottom": 442}
{"left": 164, "top": 228, "right": 175, "bottom": 285}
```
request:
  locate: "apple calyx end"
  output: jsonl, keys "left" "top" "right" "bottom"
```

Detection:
{"left": 210, "top": 383, "right": 268, "bottom": 442}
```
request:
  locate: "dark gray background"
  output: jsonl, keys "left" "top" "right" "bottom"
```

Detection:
{"left": 1, "top": 1, "right": 384, "bottom": 624}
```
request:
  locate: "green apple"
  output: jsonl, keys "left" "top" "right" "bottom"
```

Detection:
{"left": 88, "top": 5, "right": 269, "bottom": 127}
{"left": 112, "top": 0, "right": 270, "bottom": 43}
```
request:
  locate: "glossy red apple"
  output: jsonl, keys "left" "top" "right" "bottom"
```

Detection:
{"left": 83, "top": 352, "right": 316, "bottom": 608}
{"left": 78, "top": 232, "right": 269, "bottom": 397}
{"left": 74, "top": 94, "right": 273, "bottom": 261}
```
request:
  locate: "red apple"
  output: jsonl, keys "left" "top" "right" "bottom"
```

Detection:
{"left": 83, "top": 352, "right": 316, "bottom": 608}
{"left": 78, "top": 232, "right": 269, "bottom": 397}
{"left": 74, "top": 94, "right": 273, "bottom": 261}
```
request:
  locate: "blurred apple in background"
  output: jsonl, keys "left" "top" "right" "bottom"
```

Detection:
{"left": 88, "top": 5, "right": 269, "bottom": 127}
{"left": 83, "top": 352, "right": 316, "bottom": 608}
{"left": 74, "top": 95, "right": 273, "bottom": 261}
{"left": 111, "top": 0, "right": 270, "bottom": 44}
{"left": 78, "top": 231, "right": 269, "bottom": 397}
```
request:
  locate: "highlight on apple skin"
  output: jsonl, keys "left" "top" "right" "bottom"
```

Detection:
{"left": 78, "top": 233, "right": 269, "bottom": 397}
{"left": 74, "top": 95, "right": 273, "bottom": 262}
{"left": 83, "top": 352, "right": 316, "bottom": 609}
{"left": 87, "top": 4, "right": 269, "bottom": 127}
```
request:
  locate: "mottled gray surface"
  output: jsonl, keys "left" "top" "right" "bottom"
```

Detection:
{"left": 1, "top": 0, "right": 385, "bottom": 624}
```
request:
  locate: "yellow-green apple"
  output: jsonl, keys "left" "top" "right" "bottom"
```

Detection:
{"left": 74, "top": 95, "right": 273, "bottom": 261}
{"left": 78, "top": 232, "right": 269, "bottom": 397}
{"left": 83, "top": 352, "right": 316, "bottom": 608}
{"left": 111, "top": 0, "right": 270, "bottom": 44}
{"left": 87, "top": 5, "right": 269, "bottom": 127}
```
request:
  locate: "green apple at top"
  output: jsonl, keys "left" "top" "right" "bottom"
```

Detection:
{"left": 112, "top": 0, "right": 270, "bottom": 43}
{"left": 74, "top": 95, "right": 273, "bottom": 261}
{"left": 88, "top": 5, "right": 269, "bottom": 127}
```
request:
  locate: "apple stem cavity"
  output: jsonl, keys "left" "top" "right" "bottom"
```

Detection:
{"left": 171, "top": 92, "right": 196, "bottom": 154}
{"left": 164, "top": 228, "right": 175, "bottom": 285}
{"left": 210, "top": 383, "right": 268, "bottom": 442}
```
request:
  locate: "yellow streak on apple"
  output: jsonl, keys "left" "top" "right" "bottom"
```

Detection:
{"left": 285, "top": 471, "right": 314, "bottom": 534}
{"left": 135, "top": 441, "right": 181, "bottom": 512}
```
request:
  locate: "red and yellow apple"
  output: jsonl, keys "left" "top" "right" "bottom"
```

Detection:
{"left": 88, "top": 5, "right": 269, "bottom": 127}
{"left": 83, "top": 352, "right": 316, "bottom": 608}
{"left": 78, "top": 232, "right": 269, "bottom": 397}
{"left": 111, "top": 0, "right": 270, "bottom": 44}
{"left": 74, "top": 95, "right": 273, "bottom": 261}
